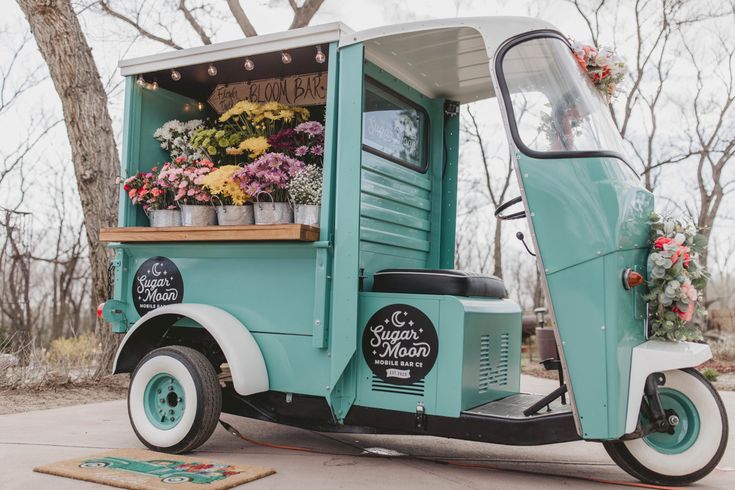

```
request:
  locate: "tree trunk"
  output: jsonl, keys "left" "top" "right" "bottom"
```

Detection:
{"left": 16, "top": 0, "right": 120, "bottom": 372}
{"left": 492, "top": 221, "right": 503, "bottom": 278}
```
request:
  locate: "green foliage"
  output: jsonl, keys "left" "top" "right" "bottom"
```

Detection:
{"left": 700, "top": 367, "right": 719, "bottom": 382}
{"left": 645, "top": 212, "right": 708, "bottom": 342}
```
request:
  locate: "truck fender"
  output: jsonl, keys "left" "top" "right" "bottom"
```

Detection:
{"left": 624, "top": 340, "right": 711, "bottom": 433}
{"left": 113, "top": 303, "right": 269, "bottom": 396}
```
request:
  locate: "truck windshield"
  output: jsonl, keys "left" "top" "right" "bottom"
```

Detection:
{"left": 499, "top": 35, "right": 628, "bottom": 159}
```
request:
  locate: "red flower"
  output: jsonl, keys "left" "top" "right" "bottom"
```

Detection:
{"left": 654, "top": 237, "right": 673, "bottom": 250}
{"left": 672, "top": 302, "right": 695, "bottom": 322}
{"left": 671, "top": 245, "right": 691, "bottom": 268}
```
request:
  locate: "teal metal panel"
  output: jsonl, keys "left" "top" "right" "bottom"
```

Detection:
{"left": 251, "top": 332, "right": 329, "bottom": 395}
{"left": 119, "top": 81, "right": 203, "bottom": 227}
{"left": 318, "top": 42, "right": 340, "bottom": 243}
{"left": 355, "top": 293, "right": 522, "bottom": 418}
{"left": 358, "top": 63, "right": 445, "bottom": 289}
{"left": 117, "top": 243, "right": 319, "bottom": 336}
{"left": 439, "top": 110, "right": 460, "bottom": 269}
{"left": 518, "top": 154, "right": 652, "bottom": 439}
{"left": 327, "top": 43, "right": 365, "bottom": 418}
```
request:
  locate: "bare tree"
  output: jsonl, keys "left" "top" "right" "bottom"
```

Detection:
{"left": 17, "top": 0, "right": 122, "bottom": 372}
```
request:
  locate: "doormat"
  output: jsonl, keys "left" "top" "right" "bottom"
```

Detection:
{"left": 33, "top": 448, "right": 275, "bottom": 489}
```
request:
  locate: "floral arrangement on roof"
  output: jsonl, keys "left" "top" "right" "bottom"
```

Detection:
{"left": 199, "top": 165, "right": 251, "bottom": 206}
{"left": 643, "top": 213, "right": 709, "bottom": 342}
{"left": 232, "top": 152, "right": 305, "bottom": 202}
{"left": 157, "top": 157, "right": 215, "bottom": 205}
{"left": 154, "top": 119, "right": 206, "bottom": 160}
{"left": 571, "top": 41, "right": 626, "bottom": 101}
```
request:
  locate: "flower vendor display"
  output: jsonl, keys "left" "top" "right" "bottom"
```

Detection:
{"left": 190, "top": 101, "right": 310, "bottom": 163}
{"left": 158, "top": 157, "right": 217, "bottom": 226}
{"left": 232, "top": 152, "right": 305, "bottom": 224}
{"left": 289, "top": 164, "right": 323, "bottom": 226}
{"left": 122, "top": 167, "right": 181, "bottom": 227}
{"left": 200, "top": 165, "right": 254, "bottom": 225}
{"left": 570, "top": 41, "right": 625, "bottom": 101}
{"left": 154, "top": 119, "right": 206, "bottom": 161}
{"left": 643, "top": 213, "right": 709, "bottom": 342}
{"left": 269, "top": 121, "right": 325, "bottom": 167}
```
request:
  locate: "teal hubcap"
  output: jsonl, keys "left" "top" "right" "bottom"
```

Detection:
{"left": 643, "top": 388, "right": 700, "bottom": 455}
{"left": 144, "top": 373, "right": 185, "bottom": 429}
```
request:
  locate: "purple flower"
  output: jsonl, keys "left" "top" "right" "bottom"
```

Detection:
{"left": 295, "top": 121, "right": 324, "bottom": 137}
{"left": 295, "top": 145, "right": 308, "bottom": 156}
{"left": 310, "top": 145, "right": 324, "bottom": 156}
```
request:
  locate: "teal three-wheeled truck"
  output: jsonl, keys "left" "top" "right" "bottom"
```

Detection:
{"left": 100, "top": 17, "right": 728, "bottom": 486}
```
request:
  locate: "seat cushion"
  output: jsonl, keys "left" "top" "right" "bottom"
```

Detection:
{"left": 372, "top": 269, "right": 508, "bottom": 298}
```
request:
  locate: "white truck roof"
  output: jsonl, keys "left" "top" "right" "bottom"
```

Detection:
{"left": 120, "top": 16, "right": 558, "bottom": 103}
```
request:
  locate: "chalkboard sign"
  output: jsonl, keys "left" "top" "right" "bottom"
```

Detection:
{"left": 208, "top": 71, "right": 327, "bottom": 113}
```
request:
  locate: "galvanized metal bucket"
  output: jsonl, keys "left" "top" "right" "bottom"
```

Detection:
{"left": 294, "top": 204, "right": 321, "bottom": 226}
{"left": 216, "top": 204, "right": 254, "bottom": 225}
{"left": 180, "top": 204, "right": 217, "bottom": 226}
{"left": 148, "top": 209, "right": 182, "bottom": 227}
{"left": 254, "top": 202, "right": 293, "bottom": 224}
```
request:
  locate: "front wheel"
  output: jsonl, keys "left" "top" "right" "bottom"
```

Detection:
{"left": 128, "top": 346, "right": 222, "bottom": 454}
{"left": 604, "top": 368, "right": 728, "bottom": 486}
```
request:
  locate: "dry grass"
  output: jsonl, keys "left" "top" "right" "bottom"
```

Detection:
{"left": 710, "top": 331, "right": 735, "bottom": 362}
{"left": 0, "top": 333, "right": 101, "bottom": 389}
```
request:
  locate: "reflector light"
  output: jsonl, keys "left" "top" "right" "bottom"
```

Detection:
{"left": 97, "top": 303, "right": 105, "bottom": 318}
{"left": 623, "top": 269, "right": 644, "bottom": 290}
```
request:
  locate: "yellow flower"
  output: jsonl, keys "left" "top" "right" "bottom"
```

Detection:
{"left": 226, "top": 136, "right": 270, "bottom": 158}
{"left": 200, "top": 165, "right": 250, "bottom": 205}
{"left": 219, "top": 100, "right": 259, "bottom": 122}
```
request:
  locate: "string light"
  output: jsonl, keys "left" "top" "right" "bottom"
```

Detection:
{"left": 244, "top": 57, "right": 255, "bottom": 71}
{"left": 315, "top": 45, "right": 326, "bottom": 64}
{"left": 281, "top": 51, "right": 292, "bottom": 64}
{"left": 171, "top": 69, "right": 181, "bottom": 81}
{"left": 136, "top": 75, "right": 146, "bottom": 87}
{"left": 196, "top": 101, "right": 205, "bottom": 111}
{"left": 150, "top": 80, "right": 159, "bottom": 90}
{"left": 207, "top": 63, "right": 218, "bottom": 76}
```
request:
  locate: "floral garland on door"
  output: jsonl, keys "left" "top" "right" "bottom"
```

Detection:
{"left": 570, "top": 41, "right": 626, "bottom": 101}
{"left": 643, "top": 213, "right": 709, "bottom": 342}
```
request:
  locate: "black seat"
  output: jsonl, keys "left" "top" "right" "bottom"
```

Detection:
{"left": 372, "top": 269, "right": 508, "bottom": 298}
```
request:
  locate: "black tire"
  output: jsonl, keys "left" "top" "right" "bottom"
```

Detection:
{"left": 603, "top": 368, "right": 728, "bottom": 486}
{"left": 128, "top": 345, "right": 221, "bottom": 454}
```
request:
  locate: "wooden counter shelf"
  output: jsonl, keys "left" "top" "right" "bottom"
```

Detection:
{"left": 99, "top": 224, "right": 320, "bottom": 243}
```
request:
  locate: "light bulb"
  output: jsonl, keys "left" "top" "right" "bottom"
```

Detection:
{"left": 207, "top": 63, "right": 217, "bottom": 76}
{"left": 315, "top": 46, "right": 326, "bottom": 64}
{"left": 136, "top": 75, "right": 145, "bottom": 87}
{"left": 171, "top": 69, "right": 181, "bottom": 81}
{"left": 281, "top": 51, "right": 292, "bottom": 64}
{"left": 196, "top": 101, "right": 205, "bottom": 111}
{"left": 150, "top": 80, "right": 158, "bottom": 90}
{"left": 183, "top": 104, "right": 191, "bottom": 112}
{"left": 244, "top": 58, "right": 255, "bottom": 71}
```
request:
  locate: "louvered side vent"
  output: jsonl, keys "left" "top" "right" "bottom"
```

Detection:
{"left": 479, "top": 332, "right": 510, "bottom": 394}
{"left": 372, "top": 375, "right": 425, "bottom": 396}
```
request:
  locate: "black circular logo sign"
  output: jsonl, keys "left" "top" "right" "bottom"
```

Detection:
{"left": 132, "top": 256, "right": 184, "bottom": 315}
{"left": 362, "top": 304, "right": 438, "bottom": 385}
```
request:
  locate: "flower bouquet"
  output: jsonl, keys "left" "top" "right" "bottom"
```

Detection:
{"left": 288, "top": 164, "right": 323, "bottom": 226}
{"left": 154, "top": 119, "right": 206, "bottom": 161}
{"left": 232, "top": 152, "right": 305, "bottom": 224}
{"left": 122, "top": 167, "right": 181, "bottom": 227}
{"left": 643, "top": 213, "right": 709, "bottom": 341}
{"left": 200, "top": 165, "right": 254, "bottom": 225}
{"left": 158, "top": 157, "right": 216, "bottom": 226}
{"left": 571, "top": 41, "right": 625, "bottom": 101}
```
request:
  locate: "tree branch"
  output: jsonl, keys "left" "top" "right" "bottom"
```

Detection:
{"left": 98, "top": 0, "right": 183, "bottom": 50}
{"left": 226, "top": 0, "right": 258, "bottom": 37}
{"left": 178, "top": 0, "right": 212, "bottom": 44}
{"left": 288, "top": 0, "right": 325, "bottom": 29}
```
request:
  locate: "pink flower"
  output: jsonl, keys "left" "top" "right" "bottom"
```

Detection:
{"left": 295, "top": 145, "right": 308, "bottom": 156}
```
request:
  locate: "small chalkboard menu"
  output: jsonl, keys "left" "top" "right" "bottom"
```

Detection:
{"left": 208, "top": 71, "right": 327, "bottom": 113}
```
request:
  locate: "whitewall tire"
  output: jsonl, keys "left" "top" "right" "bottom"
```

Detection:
{"left": 604, "top": 368, "right": 728, "bottom": 486}
{"left": 128, "top": 346, "right": 221, "bottom": 453}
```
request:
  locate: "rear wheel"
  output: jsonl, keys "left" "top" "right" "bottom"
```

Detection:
{"left": 128, "top": 346, "right": 221, "bottom": 454}
{"left": 604, "top": 368, "right": 728, "bottom": 486}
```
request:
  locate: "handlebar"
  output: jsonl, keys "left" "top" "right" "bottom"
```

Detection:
{"left": 494, "top": 196, "right": 526, "bottom": 221}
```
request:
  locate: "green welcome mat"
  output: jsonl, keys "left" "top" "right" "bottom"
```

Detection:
{"left": 33, "top": 448, "right": 275, "bottom": 489}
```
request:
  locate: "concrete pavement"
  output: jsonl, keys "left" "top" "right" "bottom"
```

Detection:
{"left": 1, "top": 376, "right": 733, "bottom": 489}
